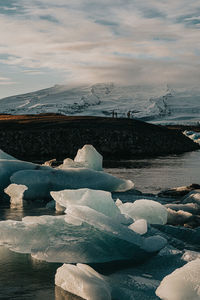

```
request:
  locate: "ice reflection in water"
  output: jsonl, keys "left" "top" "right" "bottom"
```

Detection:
{"left": 0, "top": 245, "right": 85, "bottom": 300}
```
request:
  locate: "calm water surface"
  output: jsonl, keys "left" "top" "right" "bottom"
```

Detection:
{"left": 0, "top": 149, "right": 199, "bottom": 299}
{"left": 105, "top": 150, "right": 200, "bottom": 194}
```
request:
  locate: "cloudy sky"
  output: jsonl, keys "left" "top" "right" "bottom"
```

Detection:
{"left": 0, "top": 0, "right": 200, "bottom": 98}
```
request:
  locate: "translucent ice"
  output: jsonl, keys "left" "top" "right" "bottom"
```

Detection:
{"left": 74, "top": 144, "right": 103, "bottom": 171}
{"left": 0, "top": 206, "right": 166, "bottom": 264}
{"left": 128, "top": 219, "right": 148, "bottom": 235}
{"left": 156, "top": 259, "right": 200, "bottom": 300}
{"left": 55, "top": 263, "right": 111, "bottom": 300}
{"left": 0, "top": 160, "right": 50, "bottom": 199}
{"left": 11, "top": 168, "right": 134, "bottom": 200}
{"left": 59, "top": 145, "right": 103, "bottom": 171}
{"left": 142, "top": 236, "right": 168, "bottom": 252}
{"left": 0, "top": 149, "right": 17, "bottom": 160}
{"left": 4, "top": 184, "right": 28, "bottom": 208}
{"left": 118, "top": 199, "right": 168, "bottom": 225}
{"left": 51, "top": 188, "right": 121, "bottom": 218}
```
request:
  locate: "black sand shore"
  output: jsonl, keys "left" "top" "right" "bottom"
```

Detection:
{"left": 0, "top": 114, "right": 198, "bottom": 161}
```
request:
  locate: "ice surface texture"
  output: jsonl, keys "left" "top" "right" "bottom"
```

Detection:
{"left": 4, "top": 184, "right": 28, "bottom": 208}
{"left": 0, "top": 159, "right": 50, "bottom": 199}
{"left": 1, "top": 83, "right": 200, "bottom": 124}
{"left": 11, "top": 168, "right": 134, "bottom": 200}
{"left": 0, "top": 146, "right": 133, "bottom": 201}
{"left": 51, "top": 188, "right": 121, "bottom": 218}
{"left": 156, "top": 259, "right": 200, "bottom": 300}
{"left": 59, "top": 144, "right": 103, "bottom": 171}
{"left": 0, "top": 205, "right": 166, "bottom": 264}
{"left": 128, "top": 219, "right": 148, "bottom": 235}
{"left": 55, "top": 263, "right": 111, "bottom": 300}
{"left": 118, "top": 199, "right": 168, "bottom": 225}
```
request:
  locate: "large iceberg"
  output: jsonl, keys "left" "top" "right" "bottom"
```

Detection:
{"left": 0, "top": 205, "right": 166, "bottom": 264}
{"left": 0, "top": 146, "right": 133, "bottom": 201}
{"left": 118, "top": 199, "right": 168, "bottom": 225}
{"left": 11, "top": 168, "right": 134, "bottom": 200}
{"left": 0, "top": 159, "right": 50, "bottom": 199}
{"left": 55, "top": 263, "right": 111, "bottom": 300}
{"left": 156, "top": 259, "right": 200, "bottom": 300}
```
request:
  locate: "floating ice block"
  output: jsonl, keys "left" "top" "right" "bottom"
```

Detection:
{"left": 55, "top": 263, "right": 111, "bottom": 300}
{"left": 156, "top": 259, "right": 200, "bottom": 300}
{"left": 119, "top": 199, "right": 168, "bottom": 225}
{"left": 4, "top": 183, "right": 28, "bottom": 208}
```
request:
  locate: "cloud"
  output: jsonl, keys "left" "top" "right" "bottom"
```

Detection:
{"left": 22, "top": 69, "right": 45, "bottom": 75}
{"left": 0, "top": 76, "right": 17, "bottom": 85}
{"left": 0, "top": 0, "right": 199, "bottom": 88}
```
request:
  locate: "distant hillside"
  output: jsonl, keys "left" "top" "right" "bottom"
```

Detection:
{"left": 0, "top": 114, "right": 198, "bottom": 162}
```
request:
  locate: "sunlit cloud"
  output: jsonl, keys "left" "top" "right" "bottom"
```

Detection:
{"left": 0, "top": 0, "right": 199, "bottom": 95}
{"left": 0, "top": 76, "right": 17, "bottom": 85}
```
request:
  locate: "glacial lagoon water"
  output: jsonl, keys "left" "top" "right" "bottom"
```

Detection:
{"left": 0, "top": 149, "right": 200, "bottom": 300}
{"left": 106, "top": 149, "right": 200, "bottom": 194}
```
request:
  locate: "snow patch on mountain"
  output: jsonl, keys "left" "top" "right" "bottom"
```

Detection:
{"left": 0, "top": 83, "right": 199, "bottom": 124}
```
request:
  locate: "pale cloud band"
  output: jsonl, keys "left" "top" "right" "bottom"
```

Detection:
{"left": 0, "top": 0, "right": 200, "bottom": 93}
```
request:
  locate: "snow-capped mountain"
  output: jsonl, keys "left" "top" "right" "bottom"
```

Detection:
{"left": 0, "top": 83, "right": 200, "bottom": 124}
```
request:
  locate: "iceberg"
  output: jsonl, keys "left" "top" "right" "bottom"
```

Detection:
{"left": 156, "top": 259, "right": 200, "bottom": 300}
{"left": 10, "top": 168, "right": 134, "bottom": 200}
{"left": 55, "top": 263, "right": 111, "bottom": 300}
{"left": 118, "top": 199, "right": 168, "bottom": 225}
{"left": 4, "top": 184, "right": 28, "bottom": 208}
{"left": 0, "top": 205, "right": 167, "bottom": 264}
{"left": 59, "top": 144, "right": 103, "bottom": 171}
{"left": 0, "top": 146, "right": 133, "bottom": 201}
{"left": 74, "top": 144, "right": 103, "bottom": 171}
{"left": 0, "top": 160, "right": 50, "bottom": 199}
{"left": 51, "top": 188, "right": 121, "bottom": 218}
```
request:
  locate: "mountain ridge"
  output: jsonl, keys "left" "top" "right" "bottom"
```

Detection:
{"left": 0, "top": 83, "right": 200, "bottom": 124}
